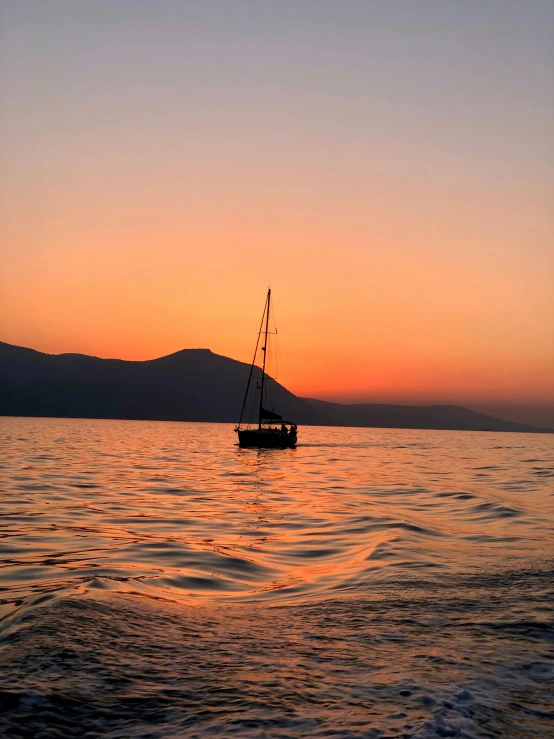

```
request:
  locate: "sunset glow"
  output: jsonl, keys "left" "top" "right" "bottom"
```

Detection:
{"left": 1, "top": 1, "right": 553, "bottom": 405}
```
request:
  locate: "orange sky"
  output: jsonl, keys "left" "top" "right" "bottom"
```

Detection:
{"left": 1, "top": 2, "right": 553, "bottom": 405}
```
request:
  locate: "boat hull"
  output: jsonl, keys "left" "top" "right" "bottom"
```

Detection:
{"left": 237, "top": 429, "right": 297, "bottom": 448}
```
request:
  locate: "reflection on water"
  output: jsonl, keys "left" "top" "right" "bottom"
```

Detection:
{"left": 0, "top": 417, "right": 553, "bottom": 737}
{"left": 1, "top": 418, "right": 553, "bottom": 606}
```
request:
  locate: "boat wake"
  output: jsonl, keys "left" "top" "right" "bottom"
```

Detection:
{"left": 1, "top": 563, "right": 553, "bottom": 738}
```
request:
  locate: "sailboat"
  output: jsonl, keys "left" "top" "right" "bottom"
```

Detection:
{"left": 234, "top": 288, "right": 298, "bottom": 448}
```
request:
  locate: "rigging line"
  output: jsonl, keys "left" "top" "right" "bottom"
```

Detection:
{"left": 258, "top": 288, "right": 271, "bottom": 429}
{"left": 271, "top": 295, "right": 280, "bottom": 381}
{"left": 272, "top": 296, "right": 292, "bottom": 423}
{"left": 237, "top": 292, "right": 268, "bottom": 427}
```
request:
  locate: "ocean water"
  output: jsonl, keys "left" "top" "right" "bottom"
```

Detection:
{"left": 0, "top": 417, "right": 553, "bottom": 738}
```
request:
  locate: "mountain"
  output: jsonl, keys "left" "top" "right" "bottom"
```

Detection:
{"left": 0, "top": 341, "right": 549, "bottom": 433}
{"left": 0, "top": 341, "right": 329, "bottom": 425}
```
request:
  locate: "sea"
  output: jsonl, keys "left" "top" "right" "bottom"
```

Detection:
{"left": 0, "top": 417, "right": 553, "bottom": 738}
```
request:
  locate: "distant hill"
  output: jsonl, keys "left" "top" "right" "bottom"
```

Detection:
{"left": 0, "top": 341, "right": 550, "bottom": 433}
{"left": 302, "top": 398, "right": 550, "bottom": 433}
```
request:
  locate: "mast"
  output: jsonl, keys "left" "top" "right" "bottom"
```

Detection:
{"left": 237, "top": 294, "right": 266, "bottom": 427}
{"left": 258, "top": 288, "right": 271, "bottom": 429}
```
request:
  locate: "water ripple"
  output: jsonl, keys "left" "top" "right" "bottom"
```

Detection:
{"left": 0, "top": 419, "right": 553, "bottom": 612}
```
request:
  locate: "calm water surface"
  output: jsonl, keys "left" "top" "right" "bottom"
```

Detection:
{"left": 1, "top": 417, "right": 553, "bottom": 737}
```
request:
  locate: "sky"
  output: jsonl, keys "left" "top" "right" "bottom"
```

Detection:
{"left": 1, "top": 0, "right": 553, "bottom": 405}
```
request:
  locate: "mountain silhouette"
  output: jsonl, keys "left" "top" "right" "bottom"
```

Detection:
{"left": 0, "top": 341, "right": 549, "bottom": 433}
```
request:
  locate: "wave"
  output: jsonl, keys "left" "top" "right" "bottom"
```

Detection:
{"left": 1, "top": 564, "right": 553, "bottom": 738}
